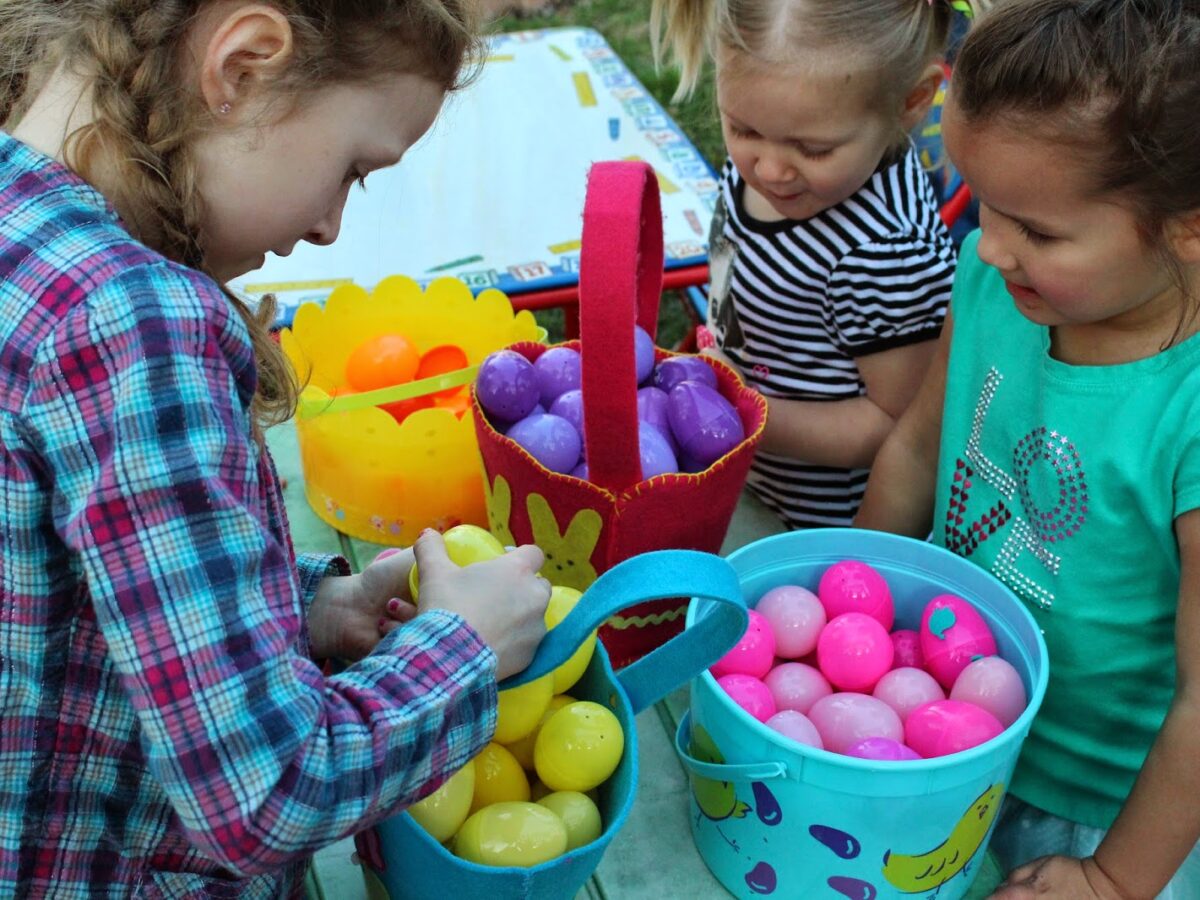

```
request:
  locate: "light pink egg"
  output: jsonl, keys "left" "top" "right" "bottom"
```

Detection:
{"left": 873, "top": 667, "right": 946, "bottom": 722}
{"left": 764, "top": 662, "right": 832, "bottom": 715}
{"left": 951, "top": 656, "right": 1027, "bottom": 727}
{"left": 711, "top": 609, "right": 776, "bottom": 679}
{"left": 844, "top": 737, "right": 922, "bottom": 761}
{"left": 905, "top": 699, "right": 1004, "bottom": 758}
{"left": 765, "top": 710, "right": 824, "bottom": 749}
{"left": 817, "top": 613, "right": 894, "bottom": 692}
{"left": 817, "top": 560, "right": 895, "bottom": 630}
{"left": 808, "top": 692, "right": 903, "bottom": 755}
{"left": 755, "top": 585, "right": 826, "bottom": 658}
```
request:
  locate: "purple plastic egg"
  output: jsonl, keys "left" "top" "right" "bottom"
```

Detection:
{"left": 533, "top": 346, "right": 582, "bottom": 406}
{"left": 571, "top": 461, "right": 589, "bottom": 481}
{"left": 505, "top": 413, "right": 581, "bottom": 474}
{"left": 475, "top": 350, "right": 539, "bottom": 423}
{"left": 638, "top": 421, "right": 679, "bottom": 480}
{"left": 653, "top": 355, "right": 718, "bottom": 393}
{"left": 637, "top": 387, "right": 677, "bottom": 453}
{"left": 666, "top": 381, "right": 745, "bottom": 467}
{"left": 844, "top": 737, "right": 922, "bottom": 761}
{"left": 678, "top": 453, "right": 709, "bottom": 473}
{"left": 548, "top": 389, "right": 585, "bottom": 441}
{"left": 634, "top": 325, "right": 657, "bottom": 384}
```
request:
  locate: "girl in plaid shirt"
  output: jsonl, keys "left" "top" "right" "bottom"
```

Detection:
{"left": 0, "top": 2, "right": 552, "bottom": 897}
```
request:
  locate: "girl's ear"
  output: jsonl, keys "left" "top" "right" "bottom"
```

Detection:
{"left": 1166, "top": 210, "right": 1200, "bottom": 266}
{"left": 899, "top": 62, "right": 946, "bottom": 132}
{"left": 197, "top": 4, "right": 294, "bottom": 120}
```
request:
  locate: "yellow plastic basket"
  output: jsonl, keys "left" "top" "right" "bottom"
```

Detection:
{"left": 279, "top": 276, "right": 544, "bottom": 546}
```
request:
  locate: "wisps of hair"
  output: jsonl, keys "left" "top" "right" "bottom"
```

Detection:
{"left": 1, "top": 0, "right": 482, "bottom": 429}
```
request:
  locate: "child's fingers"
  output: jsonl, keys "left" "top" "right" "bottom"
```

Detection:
{"left": 412, "top": 529, "right": 456, "bottom": 581}
{"left": 500, "top": 543, "right": 546, "bottom": 574}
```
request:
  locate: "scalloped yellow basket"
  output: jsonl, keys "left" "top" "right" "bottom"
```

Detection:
{"left": 280, "top": 276, "right": 544, "bottom": 546}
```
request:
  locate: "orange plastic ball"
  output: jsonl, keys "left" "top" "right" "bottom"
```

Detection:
{"left": 345, "top": 333, "right": 420, "bottom": 392}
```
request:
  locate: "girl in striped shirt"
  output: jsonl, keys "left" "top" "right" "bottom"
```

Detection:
{"left": 652, "top": 0, "right": 962, "bottom": 529}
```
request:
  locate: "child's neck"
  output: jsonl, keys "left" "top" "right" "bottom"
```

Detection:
{"left": 743, "top": 185, "right": 788, "bottom": 223}
{"left": 10, "top": 63, "right": 96, "bottom": 167}
{"left": 1051, "top": 296, "right": 1200, "bottom": 366}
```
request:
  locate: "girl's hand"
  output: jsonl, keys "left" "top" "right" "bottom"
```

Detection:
{"left": 411, "top": 530, "right": 551, "bottom": 680}
{"left": 989, "top": 855, "right": 1128, "bottom": 899}
{"left": 308, "top": 548, "right": 418, "bottom": 662}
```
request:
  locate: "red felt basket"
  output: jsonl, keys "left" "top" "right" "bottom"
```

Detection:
{"left": 472, "top": 161, "right": 767, "bottom": 667}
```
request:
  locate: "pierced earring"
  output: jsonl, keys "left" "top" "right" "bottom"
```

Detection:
{"left": 218, "top": 102, "right": 232, "bottom": 115}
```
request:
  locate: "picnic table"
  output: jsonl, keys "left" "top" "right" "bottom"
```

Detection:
{"left": 268, "top": 421, "right": 1006, "bottom": 899}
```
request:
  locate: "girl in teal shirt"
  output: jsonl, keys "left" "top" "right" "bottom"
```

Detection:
{"left": 857, "top": 1, "right": 1200, "bottom": 897}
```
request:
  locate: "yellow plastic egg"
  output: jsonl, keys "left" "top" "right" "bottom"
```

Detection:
{"left": 409, "top": 523, "right": 507, "bottom": 598}
{"left": 453, "top": 801, "right": 568, "bottom": 868}
{"left": 534, "top": 701, "right": 624, "bottom": 793}
{"left": 406, "top": 762, "right": 475, "bottom": 843}
{"left": 470, "top": 742, "right": 530, "bottom": 813}
{"left": 493, "top": 674, "right": 554, "bottom": 745}
{"left": 544, "top": 586, "right": 597, "bottom": 694}
{"left": 537, "top": 791, "right": 603, "bottom": 850}
{"left": 503, "top": 693, "right": 578, "bottom": 771}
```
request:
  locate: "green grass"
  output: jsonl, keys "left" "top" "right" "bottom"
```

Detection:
{"left": 490, "top": 0, "right": 724, "bottom": 347}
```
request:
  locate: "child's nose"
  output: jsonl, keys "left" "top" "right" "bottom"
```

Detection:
{"left": 976, "top": 209, "right": 1016, "bottom": 272}
{"left": 755, "top": 152, "right": 797, "bottom": 185}
{"left": 305, "top": 203, "right": 345, "bottom": 247}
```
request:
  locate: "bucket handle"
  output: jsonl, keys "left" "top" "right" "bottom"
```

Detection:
{"left": 500, "top": 550, "right": 748, "bottom": 715}
{"left": 673, "top": 711, "right": 791, "bottom": 781}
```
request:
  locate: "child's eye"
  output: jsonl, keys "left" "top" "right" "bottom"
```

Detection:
{"left": 797, "top": 145, "right": 833, "bottom": 160}
{"left": 1017, "top": 221, "right": 1052, "bottom": 245}
{"left": 347, "top": 169, "right": 368, "bottom": 191}
{"left": 729, "top": 124, "right": 758, "bottom": 139}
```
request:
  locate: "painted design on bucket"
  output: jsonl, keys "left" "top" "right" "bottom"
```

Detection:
{"left": 828, "top": 876, "right": 878, "bottom": 899}
{"left": 809, "top": 824, "right": 861, "bottom": 859}
{"left": 745, "top": 861, "right": 777, "bottom": 894}
{"left": 688, "top": 724, "right": 751, "bottom": 822}
{"left": 751, "top": 782, "right": 782, "bottom": 826}
{"left": 881, "top": 782, "right": 1004, "bottom": 894}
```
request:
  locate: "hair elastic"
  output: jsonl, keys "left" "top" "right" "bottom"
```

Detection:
{"left": 218, "top": 102, "right": 232, "bottom": 115}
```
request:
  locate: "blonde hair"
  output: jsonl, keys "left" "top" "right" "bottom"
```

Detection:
{"left": 0, "top": 1, "right": 482, "bottom": 429}
{"left": 652, "top": 0, "right": 963, "bottom": 108}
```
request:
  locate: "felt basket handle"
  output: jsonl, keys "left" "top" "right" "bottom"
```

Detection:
{"left": 577, "top": 161, "right": 664, "bottom": 493}
{"left": 500, "top": 549, "right": 748, "bottom": 715}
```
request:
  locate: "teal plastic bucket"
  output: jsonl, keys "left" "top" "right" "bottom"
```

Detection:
{"left": 359, "top": 549, "right": 748, "bottom": 900}
{"left": 677, "top": 529, "right": 1049, "bottom": 900}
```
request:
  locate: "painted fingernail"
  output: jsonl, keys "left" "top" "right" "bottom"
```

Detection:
{"left": 387, "top": 598, "right": 402, "bottom": 614}
{"left": 377, "top": 617, "right": 389, "bottom": 631}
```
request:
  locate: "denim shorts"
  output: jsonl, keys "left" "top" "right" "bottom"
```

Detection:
{"left": 989, "top": 795, "right": 1200, "bottom": 899}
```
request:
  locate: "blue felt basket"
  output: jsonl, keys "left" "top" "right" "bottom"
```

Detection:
{"left": 357, "top": 549, "right": 749, "bottom": 900}
{"left": 677, "top": 529, "right": 1049, "bottom": 900}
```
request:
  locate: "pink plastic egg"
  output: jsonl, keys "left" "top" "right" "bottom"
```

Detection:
{"left": 755, "top": 585, "right": 826, "bottom": 659}
{"left": 951, "top": 656, "right": 1027, "bottom": 727}
{"left": 716, "top": 674, "right": 776, "bottom": 723}
{"left": 844, "top": 737, "right": 922, "bottom": 761}
{"left": 891, "top": 629, "right": 923, "bottom": 670}
{"left": 873, "top": 667, "right": 946, "bottom": 722}
{"left": 817, "top": 560, "right": 895, "bottom": 630}
{"left": 765, "top": 710, "right": 823, "bottom": 749}
{"left": 764, "top": 662, "right": 832, "bottom": 715}
{"left": 920, "top": 595, "right": 999, "bottom": 691}
{"left": 711, "top": 610, "right": 776, "bottom": 679}
{"left": 816, "top": 613, "right": 894, "bottom": 692}
{"left": 905, "top": 699, "right": 1004, "bottom": 758}
{"left": 808, "top": 693, "right": 903, "bottom": 755}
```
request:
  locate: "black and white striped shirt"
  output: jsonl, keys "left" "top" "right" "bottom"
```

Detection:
{"left": 708, "top": 148, "right": 954, "bottom": 529}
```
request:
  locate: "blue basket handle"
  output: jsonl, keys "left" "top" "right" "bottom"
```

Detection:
{"left": 673, "top": 711, "right": 789, "bottom": 781}
{"left": 500, "top": 549, "right": 748, "bottom": 715}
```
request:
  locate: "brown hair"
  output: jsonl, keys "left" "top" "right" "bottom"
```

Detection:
{"left": 0, "top": 1, "right": 482, "bottom": 428}
{"left": 952, "top": 0, "right": 1200, "bottom": 247}
{"left": 651, "top": 0, "right": 962, "bottom": 110}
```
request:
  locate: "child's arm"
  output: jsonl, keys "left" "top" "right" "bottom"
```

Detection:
{"left": 853, "top": 313, "right": 952, "bottom": 537}
{"left": 755, "top": 338, "right": 939, "bottom": 467}
{"left": 994, "top": 508, "right": 1200, "bottom": 899}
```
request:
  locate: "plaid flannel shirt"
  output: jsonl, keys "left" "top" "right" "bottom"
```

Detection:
{"left": 0, "top": 131, "right": 497, "bottom": 898}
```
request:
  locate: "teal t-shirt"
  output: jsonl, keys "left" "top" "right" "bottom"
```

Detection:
{"left": 935, "top": 232, "right": 1200, "bottom": 828}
